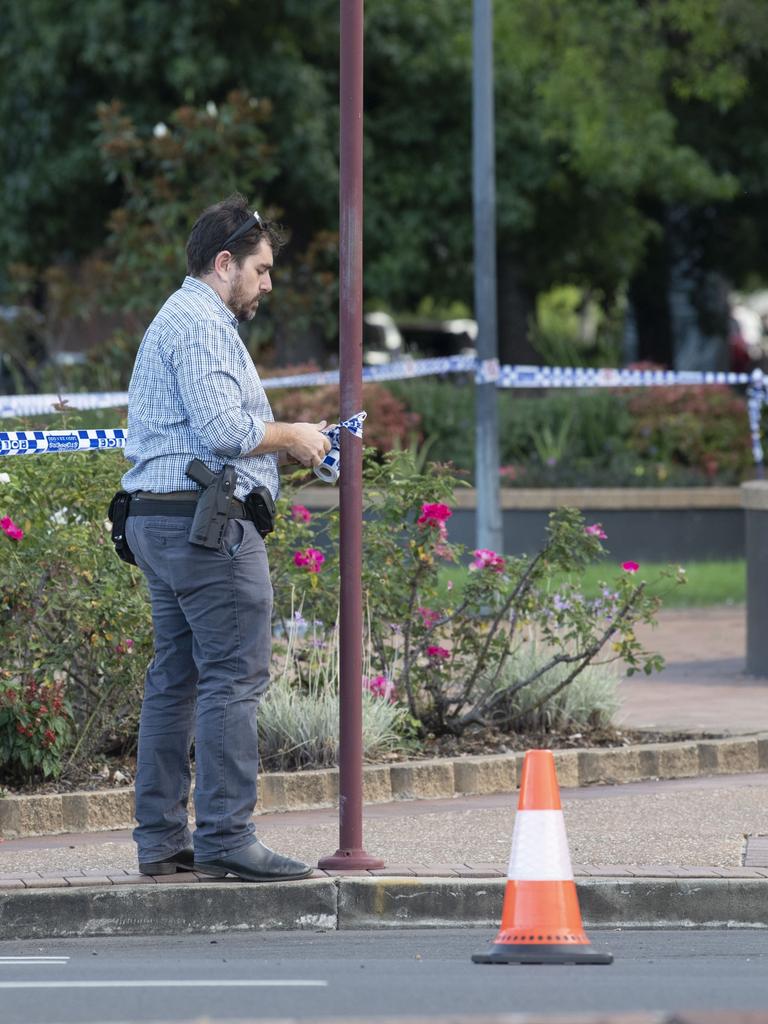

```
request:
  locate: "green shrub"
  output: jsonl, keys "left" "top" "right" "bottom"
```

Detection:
{"left": 625, "top": 385, "right": 753, "bottom": 483}
{"left": 0, "top": 439, "right": 670, "bottom": 786}
{"left": 387, "top": 377, "right": 755, "bottom": 486}
{"left": 481, "top": 644, "right": 620, "bottom": 733}
{"left": 258, "top": 676, "right": 407, "bottom": 771}
{"left": 272, "top": 450, "right": 671, "bottom": 739}
{"left": 0, "top": 448, "right": 151, "bottom": 777}
{"left": 0, "top": 677, "right": 74, "bottom": 781}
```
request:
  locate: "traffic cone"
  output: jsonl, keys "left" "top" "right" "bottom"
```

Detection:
{"left": 472, "top": 749, "right": 612, "bottom": 965}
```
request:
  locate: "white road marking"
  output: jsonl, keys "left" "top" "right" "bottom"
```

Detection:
{"left": 0, "top": 979, "right": 327, "bottom": 989}
{"left": 0, "top": 957, "right": 69, "bottom": 964}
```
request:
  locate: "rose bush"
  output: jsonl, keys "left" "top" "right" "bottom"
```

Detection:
{"left": 0, "top": 427, "right": 674, "bottom": 784}
{"left": 270, "top": 449, "right": 677, "bottom": 739}
{"left": 0, "top": 443, "right": 151, "bottom": 781}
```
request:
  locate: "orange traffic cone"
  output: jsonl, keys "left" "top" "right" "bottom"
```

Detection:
{"left": 472, "top": 749, "right": 612, "bottom": 965}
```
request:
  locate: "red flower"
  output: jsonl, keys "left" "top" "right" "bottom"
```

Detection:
{"left": 621, "top": 561, "right": 640, "bottom": 573}
{"left": 363, "top": 675, "right": 396, "bottom": 701}
{"left": 417, "top": 503, "right": 452, "bottom": 528}
{"left": 417, "top": 606, "right": 441, "bottom": 629}
{"left": 470, "top": 548, "right": 505, "bottom": 572}
{"left": 0, "top": 515, "right": 24, "bottom": 541}
{"left": 427, "top": 645, "right": 451, "bottom": 660}
{"left": 294, "top": 548, "right": 326, "bottom": 573}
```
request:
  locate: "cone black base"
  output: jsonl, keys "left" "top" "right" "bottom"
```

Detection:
{"left": 472, "top": 942, "right": 613, "bottom": 965}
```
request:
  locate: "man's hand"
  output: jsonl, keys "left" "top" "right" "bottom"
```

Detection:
{"left": 286, "top": 421, "right": 332, "bottom": 468}
{"left": 247, "top": 420, "right": 333, "bottom": 466}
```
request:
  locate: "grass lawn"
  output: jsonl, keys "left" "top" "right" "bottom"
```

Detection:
{"left": 438, "top": 559, "right": 745, "bottom": 608}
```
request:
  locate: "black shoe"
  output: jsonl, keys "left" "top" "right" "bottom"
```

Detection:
{"left": 139, "top": 847, "right": 195, "bottom": 876}
{"left": 194, "top": 840, "right": 312, "bottom": 882}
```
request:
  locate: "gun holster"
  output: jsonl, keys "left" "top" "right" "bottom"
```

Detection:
{"left": 107, "top": 491, "right": 137, "bottom": 565}
{"left": 185, "top": 459, "right": 237, "bottom": 550}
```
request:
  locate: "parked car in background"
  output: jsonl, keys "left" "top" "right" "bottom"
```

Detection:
{"left": 363, "top": 311, "right": 477, "bottom": 366}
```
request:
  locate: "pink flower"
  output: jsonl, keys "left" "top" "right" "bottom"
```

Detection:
{"left": 427, "top": 645, "right": 451, "bottom": 660}
{"left": 417, "top": 606, "right": 441, "bottom": 629}
{"left": 621, "top": 561, "right": 640, "bottom": 573}
{"left": 290, "top": 504, "right": 311, "bottom": 524}
{"left": 0, "top": 515, "right": 23, "bottom": 541}
{"left": 363, "top": 675, "right": 396, "bottom": 701}
{"left": 294, "top": 547, "right": 326, "bottom": 573}
{"left": 585, "top": 523, "right": 607, "bottom": 540}
{"left": 446, "top": 580, "right": 454, "bottom": 591}
{"left": 417, "top": 503, "right": 452, "bottom": 528}
{"left": 470, "top": 548, "right": 505, "bottom": 572}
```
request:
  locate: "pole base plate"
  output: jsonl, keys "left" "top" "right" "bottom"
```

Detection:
{"left": 317, "top": 848, "right": 385, "bottom": 871}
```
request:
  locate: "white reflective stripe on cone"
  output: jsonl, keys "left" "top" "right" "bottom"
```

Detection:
{"left": 508, "top": 810, "right": 574, "bottom": 881}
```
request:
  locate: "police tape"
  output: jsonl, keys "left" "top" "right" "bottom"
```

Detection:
{"left": 0, "top": 428, "right": 127, "bottom": 456}
{"left": 1, "top": 360, "right": 766, "bottom": 469}
{"left": 0, "top": 415, "right": 369, "bottom": 485}
{"left": 0, "top": 356, "right": 477, "bottom": 419}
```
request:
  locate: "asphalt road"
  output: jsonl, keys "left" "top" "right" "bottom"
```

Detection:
{"left": 0, "top": 929, "right": 766, "bottom": 1023}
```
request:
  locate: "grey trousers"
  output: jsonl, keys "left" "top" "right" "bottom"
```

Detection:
{"left": 126, "top": 514, "right": 273, "bottom": 862}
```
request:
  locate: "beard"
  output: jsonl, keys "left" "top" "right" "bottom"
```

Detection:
{"left": 228, "top": 271, "right": 260, "bottom": 322}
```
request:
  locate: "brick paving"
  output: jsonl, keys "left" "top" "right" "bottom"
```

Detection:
{"left": 1, "top": 861, "right": 768, "bottom": 891}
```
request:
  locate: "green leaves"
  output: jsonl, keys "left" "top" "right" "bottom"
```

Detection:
{"left": 274, "top": 450, "right": 671, "bottom": 740}
{"left": 0, "top": 437, "right": 150, "bottom": 783}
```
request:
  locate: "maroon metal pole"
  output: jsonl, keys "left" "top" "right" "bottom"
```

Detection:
{"left": 318, "top": 0, "right": 383, "bottom": 871}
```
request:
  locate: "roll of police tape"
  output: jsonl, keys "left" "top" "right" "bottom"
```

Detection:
{"left": 315, "top": 411, "right": 367, "bottom": 484}
{"left": 0, "top": 428, "right": 127, "bottom": 456}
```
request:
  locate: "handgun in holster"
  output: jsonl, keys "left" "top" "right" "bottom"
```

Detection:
{"left": 185, "top": 459, "right": 238, "bottom": 550}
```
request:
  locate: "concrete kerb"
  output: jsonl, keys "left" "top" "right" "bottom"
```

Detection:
{"left": 2, "top": 734, "right": 768, "bottom": 840}
{"left": 2, "top": 875, "right": 768, "bottom": 939}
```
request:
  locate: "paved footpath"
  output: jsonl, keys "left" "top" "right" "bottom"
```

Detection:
{"left": 0, "top": 605, "right": 767, "bottom": 937}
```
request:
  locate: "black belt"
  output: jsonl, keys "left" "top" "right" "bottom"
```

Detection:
{"left": 128, "top": 495, "right": 248, "bottom": 519}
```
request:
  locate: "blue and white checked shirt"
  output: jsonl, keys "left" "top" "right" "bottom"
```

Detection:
{"left": 121, "top": 277, "right": 279, "bottom": 500}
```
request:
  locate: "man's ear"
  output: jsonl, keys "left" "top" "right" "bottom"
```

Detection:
{"left": 212, "top": 250, "right": 235, "bottom": 279}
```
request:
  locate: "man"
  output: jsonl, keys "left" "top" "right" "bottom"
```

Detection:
{"left": 122, "top": 193, "right": 331, "bottom": 881}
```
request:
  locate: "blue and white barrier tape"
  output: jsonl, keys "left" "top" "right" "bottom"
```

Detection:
{"left": 0, "top": 416, "right": 368, "bottom": 485}
{"left": 1, "top": 359, "right": 762, "bottom": 419}
{"left": 1, "top": 360, "right": 765, "bottom": 472}
{"left": 0, "top": 356, "right": 476, "bottom": 419}
{"left": 492, "top": 364, "right": 757, "bottom": 389}
{"left": 0, "top": 428, "right": 127, "bottom": 457}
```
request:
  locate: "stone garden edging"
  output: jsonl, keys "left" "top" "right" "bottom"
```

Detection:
{"left": 2, "top": 733, "right": 767, "bottom": 840}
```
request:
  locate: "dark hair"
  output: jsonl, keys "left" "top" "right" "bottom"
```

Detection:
{"left": 185, "top": 192, "right": 285, "bottom": 276}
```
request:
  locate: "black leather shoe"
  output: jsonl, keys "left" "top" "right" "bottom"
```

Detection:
{"left": 194, "top": 840, "right": 312, "bottom": 882}
{"left": 139, "top": 847, "right": 195, "bottom": 876}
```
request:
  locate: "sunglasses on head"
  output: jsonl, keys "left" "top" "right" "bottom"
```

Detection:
{"left": 219, "top": 210, "right": 264, "bottom": 251}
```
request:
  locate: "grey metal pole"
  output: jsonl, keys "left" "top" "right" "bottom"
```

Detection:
{"left": 472, "top": 0, "right": 503, "bottom": 553}
{"left": 318, "top": 0, "right": 383, "bottom": 872}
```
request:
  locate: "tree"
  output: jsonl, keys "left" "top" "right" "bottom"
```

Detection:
{"left": 3, "top": 0, "right": 768, "bottom": 372}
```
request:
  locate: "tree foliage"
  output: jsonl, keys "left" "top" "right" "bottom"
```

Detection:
{"left": 1, "top": 0, "right": 768, "bottom": 367}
